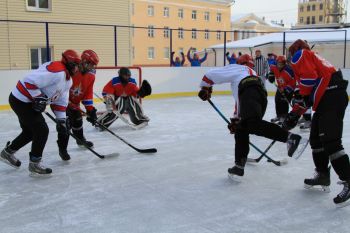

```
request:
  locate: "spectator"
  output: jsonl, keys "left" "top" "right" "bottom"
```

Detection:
{"left": 171, "top": 51, "right": 185, "bottom": 67}
{"left": 187, "top": 47, "right": 208, "bottom": 67}
{"left": 267, "top": 53, "right": 277, "bottom": 66}
{"left": 254, "top": 49, "right": 269, "bottom": 86}
{"left": 238, "top": 52, "right": 242, "bottom": 57}
{"left": 225, "top": 51, "right": 237, "bottom": 64}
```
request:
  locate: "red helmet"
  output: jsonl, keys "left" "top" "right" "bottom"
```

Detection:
{"left": 81, "top": 49, "right": 99, "bottom": 65}
{"left": 61, "top": 49, "right": 80, "bottom": 65}
{"left": 276, "top": 55, "right": 286, "bottom": 64}
{"left": 237, "top": 54, "right": 255, "bottom": 68}
{"left": 288, "top": 39, "right": 310, "bottom": 57}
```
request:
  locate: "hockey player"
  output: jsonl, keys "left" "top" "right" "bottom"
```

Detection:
{"left": 284, "top": 39, "right": 350, "bottom": 207}
{"left": 198, "top": 54, "right": 303, "bottom": 178}
{"left": 97, "top": 67, "right": 152, "bottom": 129}
{"left": 187, "top": 47, "right": 208, "bottom": 67}
{"left": 268, "top": 55, "right": 296, "bottom": 124}
{"left": 57, "top": 50, "right": 99, "bottom": 161}
{"left": 0, "top": 50, "right": 80, "bottom": 175}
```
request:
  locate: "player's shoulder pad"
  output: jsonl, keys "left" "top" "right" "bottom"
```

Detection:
{"left": 111, "top": 76, "right": 121, "bottom": 85}
{"left": 46, "top": 61, "right": 66, "bottom": 73}
{"left": 291, "top": 50, "right": 303, "bottom": 64}
{"left": 128, "top": 77, "right": 137, "bottom": 85}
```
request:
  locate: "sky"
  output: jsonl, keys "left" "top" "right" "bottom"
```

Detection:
{"left": 231, "top": 0, "right": 350, "bottom": 28}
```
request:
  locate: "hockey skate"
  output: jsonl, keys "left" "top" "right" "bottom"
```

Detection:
{"left": 29, "top": 161, "right": 52, "bottom": 176}
{"left": 334, "top": 180, "right": 350, "bottom": 208}
{"left": 0, "top": 141, "right": 21, "bottom": 168}
{"left": 287, "top": 134, "right": 308, "bottom": 159}
{"left": 57, "top": 140, "right": 71, "bottom": 161}
{"left": 76, "top": 138, "right": 94, "bottom": 148}
{"left": 227, "top": 165, "right": 244, "bottom": 182}
{"left": 304, "top": 167, "right": 331, "bottom": 192}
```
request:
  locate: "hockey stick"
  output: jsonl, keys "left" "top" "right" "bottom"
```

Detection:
{"left": 247, "top": 140, "right": 277, "bottom": 163}
{"left": 207, "top": 99, "right": 287, "bottom": 166}
{"left": 44, "top": 112, "right": 106, "bottom": 159}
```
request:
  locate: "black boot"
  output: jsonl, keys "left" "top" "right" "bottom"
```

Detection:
{"left": 73, "top": 128, "right": 94, "bottom": 148}
{"left": 228, "top": 165, "right": 244, "bottom": 176}
{"left": 57, "top": 134, "right": 70, "bottom": 161}
{"left": 304, "top": 167, "right": 331, "bottom": 192}
{"left": 334, "top": 180, "right": 350, "bottom": 207}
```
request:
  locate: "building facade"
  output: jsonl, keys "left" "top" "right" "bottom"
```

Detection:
{"left": 130, "top": 0, "right": 233, "bottom": 66}
{"left": 297, "top": 0, "right": 347, "bottom": 26}
{"left": 0, "top": 0, "right": 131, "bottom": 70}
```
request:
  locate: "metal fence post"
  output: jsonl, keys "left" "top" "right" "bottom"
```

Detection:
{"left": 344, "top": 30, "right": 347, "bottom": 68}
{"left": 224, "top": 31, "right": 227, "bottom": 66}
{"left": 170, "top": 29, "right": 173, "bottom": 67}
{"left": 283, "top": 31, "right": 286, "bottom": 56}
{"left": 114, "top": 25, "right": 118, "bottom": 66}
{"left": 45, "top": 22, "right": 51, "bottom": 61}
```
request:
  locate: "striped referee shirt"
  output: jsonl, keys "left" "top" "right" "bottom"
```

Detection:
{"left": 254, "top": 56, "right": 269, "bottom": 77}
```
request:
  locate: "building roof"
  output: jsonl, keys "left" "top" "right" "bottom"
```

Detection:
{"left": 192, "top": 0, "right": 234, "bottom": 5}
{"left": 211, "top": 28, "right": 350, "bottom": 49}
{"left": 231, "top": 13, "right": 285, "bottom": 29}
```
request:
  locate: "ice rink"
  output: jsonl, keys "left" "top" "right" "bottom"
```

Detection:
{"left": 1, "top": 96, "right": 350, "bottom": 233}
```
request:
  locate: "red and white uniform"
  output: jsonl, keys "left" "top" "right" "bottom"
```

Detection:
{"left": 69, "top": 71, "right": 95, "bottom": 111}
{"left": 270, "top": 65, "right": 296, "bottom": 93}
{"left": 12, "top": 61, "right": 72, "bottom": 119}
{"left": 102, "top": 76, "right": 139, "bottom": 97}
{"left": 291, "top": 49, "right": 336, "bottom": 111}
{"left": 200, "top": 64, "right": 257, "bottom": 115}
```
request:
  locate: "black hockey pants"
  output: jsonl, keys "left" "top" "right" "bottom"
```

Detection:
{"left": 275, "top": 90, "right": 290, "bottom": 118}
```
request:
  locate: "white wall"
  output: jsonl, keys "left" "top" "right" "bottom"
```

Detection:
{"left": 0, "top": 67, "right": 349, "bottom": 107}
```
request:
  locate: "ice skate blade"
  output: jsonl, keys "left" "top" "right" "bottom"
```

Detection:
{"left": 228, "top": 173, "right": 243, "bottom": 183}
{"left": 304, "top": 183, "right": 330, "bottom": 192}
{"left": 29, "top": 172, "right": 52, "bottom": 178}
{"left": 0, "top": 157, "right": 20, "bottom": 169}
{"left": 335, "top": 199, "right": 350, "bottom": 208}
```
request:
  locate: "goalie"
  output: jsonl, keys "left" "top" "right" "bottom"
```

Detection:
{"left": 97, "top": 67, "right": 151, "bottom": 129}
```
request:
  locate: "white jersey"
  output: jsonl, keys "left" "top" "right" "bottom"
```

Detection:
{"left": 12, "top": 61, "right": 72, "bottom": 119}
{"left": 200, "top": 64, "right": 257, "bottom": 115}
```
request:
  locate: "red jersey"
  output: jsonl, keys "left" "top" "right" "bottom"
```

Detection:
{"left": 290, "top": 49, "right": 336, "bottom": 111}
{"left": 69, "top": 70, "right": 95, "bottom": 111}
{"left": 270, "top": 65, "right": 296, "bottom": 93}
{"left": 102, "top": 76, "right": 139, "bottom": 97}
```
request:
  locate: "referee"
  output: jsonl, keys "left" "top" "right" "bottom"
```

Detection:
{"left": 254, "top": 50, "right": 270, "bottom": 86}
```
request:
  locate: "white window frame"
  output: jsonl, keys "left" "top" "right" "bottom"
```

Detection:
{"left": 204, "top": 12, "right": 210, "bottom": 21}
{"left": 30, "top": 46, "right": 53, "bottom": 70}
{"left": 178, "top": 28, "right": 184, "bottom": 39}
{"left": 148, "top": 5, "right": 154, "bottom": 16}
{"left": 204, "top": 30, "right": 209, "bottom": 40}
{"left": 192, "top": 10, "right": 197, "bottom": 20}
{"left": 163, "top": 47, "right": 170, "bottom": 59}
{"left": 148, "top": 47, "right": 155, "bottom": 59}
{"left": 148, "top": 25, "right": 154, "bottom": 38}
{"left": 178, "top": 8, "right": 184, "bottom": 19}
{"left": 26, "top": 0, "right": 51, "bottom": 12}
{"left": 192, "top": 29, "right": 197, "bottom": 39}
{"left": 216, "top": 13, "right": 222, "bottom": 22}
{"left": 164, "top": 27, "right": 170, "bottom": 38}
{"left": 163, "top": 7, "right": 170, "bottom": 17}
{"left": 216, "top": 31, "right": 221, "bottom": 40}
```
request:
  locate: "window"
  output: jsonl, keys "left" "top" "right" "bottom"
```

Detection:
{"left": 148, "top": 5, "right": 154, "bottom": 16}
{"left": 192, "top": 29, "right": 197, "bottom": 39}
{"left": 216, "top": 31, "right": 221, "bottom": 40}
{"left": 178, "top": 28, "right": 184, "bottom": 39}
{"left": 204, "top": 30, "right": 209, "bottom": 40}
{"left": 148, "top": 25, "right": 154, "bottom": 38}
{"left": 312, "top": 5, "right": 316, "bottom": 11}
{"left": 164, "top": 27, "right": 170, "bottom": 38}
{"left": 300, "top": 17, "right": 304, "bottom": 23}
{"left": 307, "top": 16, "right": 310, "bottom": 24}
{"left": 148, "top": 47, "right": 155, "bottom": 59}
{"left": 319, "top": 15, "right": 323, "bottom": 22}
{"left": 30, "top": 47, "right": 52, "bottom": 69}
{"left": 178, "top": 8, "right": 184, "bottom": 18}
{"left": 307, "top": 5, "right": 310, "bottom": 11}
{"left": 163, "top": 7, "right": 169, "bottom": 17}
{"left": 217, "top": 13, "right": 222, "bottom": 22}
{"left": 312, "top": 16, "right": 316, "bottom": 24}
{"left": 300, "top": 6, "right": 304, "bottom": 12}
{"left": 320, "top": 3, "right": 323, "bottom": 10}
{"left": 163, "top": 47, "right": 170, "bottom": 59}
{"left": 204, "top": 12, "right": 210, "bottom": 21}
{"left": 26, "top": 0, "right": 51, "bottom": 11}
{"left": 192, "top": 10, "right": 197, "bottom": 20}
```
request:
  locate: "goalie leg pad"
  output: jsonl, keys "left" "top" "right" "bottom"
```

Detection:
{"left": 125, "top": 96, "right": 149, "bottom": 125}
{"left": 96, "top": 112, "right": 118, "bottom": 129}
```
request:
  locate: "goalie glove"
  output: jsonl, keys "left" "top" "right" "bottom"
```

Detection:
{"left": 104, "top": 94, "right": 115, "bottom": 113}
{"left": 137, "top": 80, "right": 152, "bottom": 98}
{"left": 198, "top": 86, "right": 212, "bottom": 101}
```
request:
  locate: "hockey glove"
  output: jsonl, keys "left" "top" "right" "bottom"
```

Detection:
{"left": 198, "top": 86, "right": 212, "bottom": 101}
{"left": 138, "top": 80, "right": 152, "bottom": 98}
{"left": 282, "top": 112, "right": 300, "bottom": 130}
{"left": 32, "top": 95, "right": 48, "bottom": 112}
{"left": 267, "top": 72, "right": 275, "bottom": 83}
{"left": 225, "top": 52, "right": 230, "bottom": 56}
{"left": 56, "top": 118, "right": 71, "bottom": 135}
{"left": 86, "top": 107, "right": 98, "bottom": 126}
{"left": 228, "top": 118, "right": 240, "bottom": 134}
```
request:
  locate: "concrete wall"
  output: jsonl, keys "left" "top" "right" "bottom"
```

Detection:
{"left": 0, "top": 67, "right": 349, "bottom": 110}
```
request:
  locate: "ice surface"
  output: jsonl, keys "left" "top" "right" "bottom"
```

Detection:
{"left": 0, "top": 96, "right": 350, "bottom": 233}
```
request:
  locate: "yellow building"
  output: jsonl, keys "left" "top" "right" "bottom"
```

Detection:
{"left": 0, "top": 0, "right": 131, "bottom": 70}
{"left": 297, "top": 0, "right": 347, "bottom": 26}
{"left": 130, "top": 0, "right": 233, "bottom": 66}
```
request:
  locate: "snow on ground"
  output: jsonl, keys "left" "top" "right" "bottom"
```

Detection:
{"left": 0, "top": 96, "right": 350, "bottom": 233}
